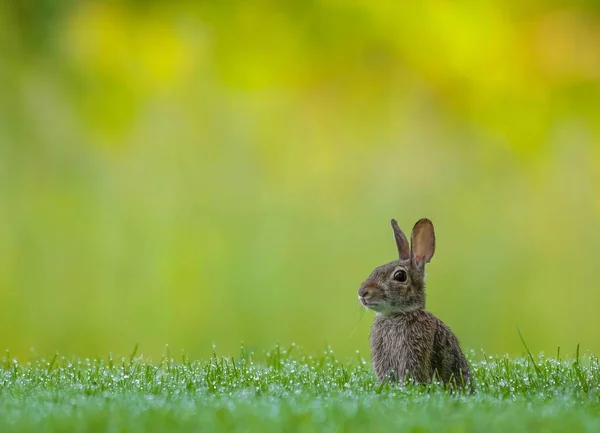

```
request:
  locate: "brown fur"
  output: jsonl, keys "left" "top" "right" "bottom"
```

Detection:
{"left": 358, "top": 218, "right": 471, "bottom": 389}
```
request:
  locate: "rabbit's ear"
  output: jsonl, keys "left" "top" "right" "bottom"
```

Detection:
{"left": 391, "top": 219, "right": 410, "bottom": 260}
{"left": 411, "top": 218, "right": 435, "bottom": 269}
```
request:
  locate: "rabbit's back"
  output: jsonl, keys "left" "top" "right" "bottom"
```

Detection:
{"left": 430, "top": 317, "right": 471, "bottom": 386}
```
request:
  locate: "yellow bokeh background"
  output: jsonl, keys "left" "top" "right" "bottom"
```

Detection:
{"left": 1, "top": 1, "right": 599, "bottom": 359}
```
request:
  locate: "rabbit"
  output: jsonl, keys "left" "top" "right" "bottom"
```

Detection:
{"left": 358, "top": 218, "right": 471, "bottom": 389}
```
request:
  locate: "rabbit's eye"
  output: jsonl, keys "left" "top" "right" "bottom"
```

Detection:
{"left": 393, "top": 270, "right": 408, "bottom": 283}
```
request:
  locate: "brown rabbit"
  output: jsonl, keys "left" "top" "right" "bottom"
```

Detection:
{"left": 358, "top": 218, "right": 471, "bottom": 389}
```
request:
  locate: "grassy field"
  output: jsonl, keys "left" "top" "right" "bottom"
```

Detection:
{"left": 1, "top": 345, "right": 599, "bottom": 433}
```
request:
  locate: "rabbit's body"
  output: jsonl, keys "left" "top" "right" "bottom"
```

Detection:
{"left": 358, "top": 218, "right": 471, "bottom": 389}
{"left": 371, "top": 310, "right": 470, "bottom": 385}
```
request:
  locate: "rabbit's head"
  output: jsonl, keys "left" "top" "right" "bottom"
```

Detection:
{"left": 358, "top": 218, "right": 435, "bottom": 314}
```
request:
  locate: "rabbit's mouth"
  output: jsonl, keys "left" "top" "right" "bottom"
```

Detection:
{"left": 358, "top": 295, "right": 384, "bottom": 310}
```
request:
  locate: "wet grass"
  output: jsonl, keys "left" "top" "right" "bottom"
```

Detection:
{"left": 1, "top": 345, "right": 599, "bottom": 432}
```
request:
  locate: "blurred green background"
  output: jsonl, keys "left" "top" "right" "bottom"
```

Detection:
{"left": 1, "top": 0, "right": 599, "bottom": 359}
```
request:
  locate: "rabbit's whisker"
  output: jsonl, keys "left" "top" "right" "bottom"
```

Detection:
{"left": 348, "top": 305, "right": 365, "bottom": 339}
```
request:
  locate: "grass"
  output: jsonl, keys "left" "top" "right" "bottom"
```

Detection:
{"left": 1, "top": 345, "right": 599, "bottom": 433}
